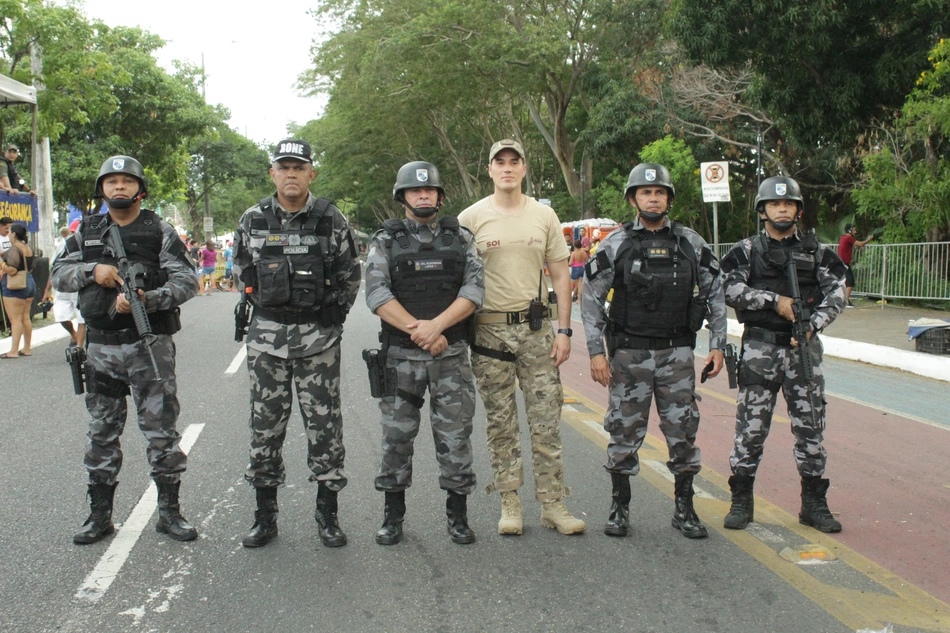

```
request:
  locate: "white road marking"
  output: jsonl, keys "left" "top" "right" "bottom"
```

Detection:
{"left": 225, "top": 346, "right": 247, "bottom": 375}
{"left": 74, "top": 423, "right": 205, "bottom": 602}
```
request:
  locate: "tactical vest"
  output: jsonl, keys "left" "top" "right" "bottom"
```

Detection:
{"left": 78, "top": 210, "right": 171, "bottom": 330}
{"left": 608, "top": 221, "right": 698, "bottom": 338}
{"left": 246, "top": 197, "right": 345, "bottom": 325}
{"left": 735, "top": 232, "right": 824, "bottom": 332}
{"left": 381, "top": 216, "right": 469, "bottom": 347}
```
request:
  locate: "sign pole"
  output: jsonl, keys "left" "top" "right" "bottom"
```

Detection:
{"left": 713, "top": 201, "right": 719, "bottom": 258}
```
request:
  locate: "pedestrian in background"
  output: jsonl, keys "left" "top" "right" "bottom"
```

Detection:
{"left": 581, "top": 163, "right": 727, "bottom": 539}
{"left": 837, "top": 223, "right": 873, "bottom": 308}
{"left": 364, "top": 161, "right": 483, "bottom": 545}
{"left": 197, "top": 240, "right": 217, "bottom": 295}
{"left": 43, "top": 225, "right": 86, "bottom": 349}
{"left": 458, "top": 138, "right": 585, "bottom": 536}
{"left": 232, "top": 139, "right": 361, "bottom": 549}
{"left": 52, "top": 155, "right": 200, "bottom": 544}
{"left": 1, "top": 223, "right": 36, "bottom": 358}
{"left": 720, "top": 176, "right": 846, "bottom": 534}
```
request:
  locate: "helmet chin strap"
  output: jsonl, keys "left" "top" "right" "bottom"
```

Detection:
{"left": 765, "top": 217, "right": 796, "bottom": 232}
{"left": 408, "top": 204, "right": 438, "bottom": 218}
{"left": 632, "top": 197, "right": 670, "bottom": 222}
{"left": 104, "top": 188, "right": 146, "bottom": 210}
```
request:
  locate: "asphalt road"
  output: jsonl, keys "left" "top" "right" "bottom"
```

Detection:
{"left": 0, "top": 286, "right": 946, "bottom": 633}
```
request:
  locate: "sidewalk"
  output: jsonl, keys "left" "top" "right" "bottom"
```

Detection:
{"left": 726, "top": 297, "right": 950, "bottom": 382}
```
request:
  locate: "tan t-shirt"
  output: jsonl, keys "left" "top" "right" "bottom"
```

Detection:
{"left": 458, "top": 195, "right": 569, "bottom": 313}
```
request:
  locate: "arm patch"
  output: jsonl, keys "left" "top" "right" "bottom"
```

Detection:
{"left": 585, "top": 249, "right": 612, "bottom": 280}
{"left": 821, "top": 248, "right": 847, "bottom": 279}
{"left": 719, "top": 247, "right": 748, "bottom": 274}
{"left": 700, "top": 246, "right": 720, "bottom": 275}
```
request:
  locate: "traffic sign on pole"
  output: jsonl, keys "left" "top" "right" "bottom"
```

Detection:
{"left": 700, "top": 162, "right": 731, "bottom": 203}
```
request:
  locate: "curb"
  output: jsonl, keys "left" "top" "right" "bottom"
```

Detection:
{"left": 726, "top": 319, "right": 950, "bottom": 383}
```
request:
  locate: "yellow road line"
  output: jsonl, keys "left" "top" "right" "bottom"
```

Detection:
{"left": 561, "top": 384, "right": 950, "bottom": 633}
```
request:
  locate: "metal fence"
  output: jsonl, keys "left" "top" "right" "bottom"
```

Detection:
{"left": 714, "top": 241, "right": 950, "bottom": 303}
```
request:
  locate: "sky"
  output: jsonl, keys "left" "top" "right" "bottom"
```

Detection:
{"left": 74, "top": 0, "right": 330, "bottom": 148}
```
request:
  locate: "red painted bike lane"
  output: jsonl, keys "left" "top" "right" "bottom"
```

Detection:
{"left": 559, "top": 347, "right": 950, "bottom": 605}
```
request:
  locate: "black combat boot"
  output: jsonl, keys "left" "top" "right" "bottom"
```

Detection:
{"left": 723, "top": 474, "right": 755, "bottom": 530}
{"left": 155, "top": 481, "right": 198, "bottom": 541}
{"left": 446, "top": 491, "right": 476, "bottom": 545}
{"left": 604, "top": 472, "right": 631, "bottom": 537}
{"left": 74, "top": 482, "right": 118, "bottom": 545}
{"left": 243, "top": 487, "right": 279, "bottom": 548}
{"left": 671, "top": 472, "right": 708, "bottom": 539}
{"left": 314, "top": 484, "right": 347, "bottom": 547}
{"left": 799, "top": 475, "right": 842, "bottom": 533}
{"left": 375, "top": 490, "right": 406, "bottom": 545}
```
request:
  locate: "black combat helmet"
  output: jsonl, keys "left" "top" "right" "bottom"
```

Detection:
{"left": 393, "top": 161, "right": 444, "bottom": 218}
{"left": 623, "top": 163, "right": 675, "bottom": 202}
{"left": 392, "top": 161, "right": 445, "bottom": 202}
{"left": 753, "top": 176, "right": 803, "bottom": 213}
{"left": 94, "top": 155, "right": 148, "bottom": 209}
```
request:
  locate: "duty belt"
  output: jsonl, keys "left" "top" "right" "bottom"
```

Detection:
{"left": 474, "top": 305, "right": 559, "bottom": 325}
{"left": 87, "top": 320, "right": 174, "bottom": 345}
{"left": 611, "top": 332, "right": 694, "bottom": 351}
{"left": 254, "top": 307, "right": 321, "bottom": 325}
{"left": 743, "top": 327, "right": 795, "bottom": 347}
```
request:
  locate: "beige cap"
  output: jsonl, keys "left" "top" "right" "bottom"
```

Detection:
{"left": 489, "top": 138, "right": 525, "bottom": 162}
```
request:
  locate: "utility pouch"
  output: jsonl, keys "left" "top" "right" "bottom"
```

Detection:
{"left": 255, "top": 259, "right": 291, "bottom": 307}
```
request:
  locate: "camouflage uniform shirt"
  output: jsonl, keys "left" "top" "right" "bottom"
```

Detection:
{"left": 51, "top": 214, "right": 197, "bottom": 309}
{"left": 232, "top": 193, "right": 362, "bottom": 359}
{"left": 581, "top": 217, "right": 728, "bottom": 356}
{"left": 720, "top": 230, "right": 846, "bottom": 332}
{"left": 365, "top": 216, "right": 484, "bottom": 360}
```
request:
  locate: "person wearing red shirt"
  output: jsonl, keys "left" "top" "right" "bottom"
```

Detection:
{"left": 837, "top": 224, "right": 873, "bottom": 307}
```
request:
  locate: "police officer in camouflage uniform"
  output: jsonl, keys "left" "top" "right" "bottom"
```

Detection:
{"left": 720, "top": 176, "right": 846, "bottom": 533}
{"left": 52, "top": 155, "right": 200, "bottom": 545}
{"left": 581, "top": 163, "right": 727, "bottom": 540}
{"left": 365, "top": 161, "right": 483, "bottom": 545}
{"left": 232, "top": 140, "right": 361, "bottom": 549}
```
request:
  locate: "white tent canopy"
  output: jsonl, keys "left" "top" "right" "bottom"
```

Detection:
{"left": 0, "top": 74, "right": 37, "bottom": 106}
{"left": 1, "top": 73, "right": 54, "bottom": 258}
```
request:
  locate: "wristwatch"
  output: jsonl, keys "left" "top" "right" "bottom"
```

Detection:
{"left": 557, "top": 328, "right": 573, "bottom": 337}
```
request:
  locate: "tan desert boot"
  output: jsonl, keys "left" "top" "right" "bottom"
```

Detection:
{"left": 541, "top": 500, "right": 586, "bottom": 534}
{"left": 498, "top": 491, "right": 523, "bottom": 535}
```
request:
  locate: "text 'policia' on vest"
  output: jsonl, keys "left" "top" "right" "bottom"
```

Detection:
{"left": 380, "top": 216, "right": 472, "bottom": 347}
{"left": 243, "top": 196, "right": 350, "bottom": 326}
{"left": 79, "top": 209, "right": 177, "bottom": 333}
{"left": 606, "top": 220, "right": 707, "bottom": 342}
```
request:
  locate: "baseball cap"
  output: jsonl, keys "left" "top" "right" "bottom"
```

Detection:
{"left": 69, "top": 219, "right": 80, "bottom": 232}
{"left": 489, "top": 139, "right": 525, "bottom": 162}
{"left": 273, "top": 139, "right": 312, "bottom": 163}
{"left": 6, "top": 145, "right": 18, "bottom": 152}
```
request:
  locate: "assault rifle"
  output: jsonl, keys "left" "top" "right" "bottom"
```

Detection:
{"left": 103, "top": 224, "right": 161, "bottom": 378}
{"left": 785, "top": 255, "right": 821, "bottom": 428}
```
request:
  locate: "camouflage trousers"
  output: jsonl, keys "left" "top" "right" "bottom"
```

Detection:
{"left": 83, "top": 335, "right": 186, "bottom": 485}
{"left": 730, "top": 337, "right": 827, "bottom": 478}
{"left": 604, "top": 346, "right": 702, "bottom": 477}
{"left": 471, "top": 322, "right": 567, "bottom": 502}
{"left": 245, "top": 345, "right": 347, "bottom": 490}
{"left": 375, "top": 351, "right": 476, "bottom": 494}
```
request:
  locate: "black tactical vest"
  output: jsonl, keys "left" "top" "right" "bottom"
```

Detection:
{"left": 735, "top": 232, "right": 824, "bottom": 332}
{"left": 381, "top": 216, "right": 469, "bottom": 347}
{"left": 608, "top": 222, "right": 698, "bottom": 338}
{"left": 246, "top": 197, "right": 345, "bottom": 325}
{"left": 79, "top": 209, "right": 170, "bottom": 331}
